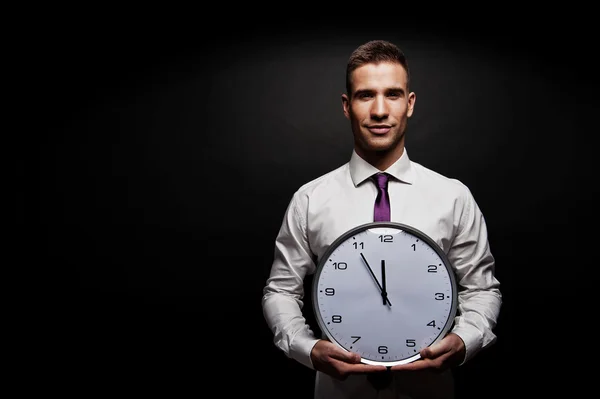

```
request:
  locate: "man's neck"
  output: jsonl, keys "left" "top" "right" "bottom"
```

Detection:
{"left": 356, "top": 145, "right": 404, "bottom": 171}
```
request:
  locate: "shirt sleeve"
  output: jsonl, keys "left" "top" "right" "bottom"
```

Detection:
{"left": 448, "top": 184, "right": 502, "bottom": 364}
{"left": 261, "top": 191, "right": 320, "bottom": 370}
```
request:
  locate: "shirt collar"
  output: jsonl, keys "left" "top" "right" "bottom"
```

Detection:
{"left": 349, "top": 148, "right": 415, "bottom": 186}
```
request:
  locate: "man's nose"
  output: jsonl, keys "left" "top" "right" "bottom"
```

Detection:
{"left": 370, "top": 96, "right": 388, "bottom": 118}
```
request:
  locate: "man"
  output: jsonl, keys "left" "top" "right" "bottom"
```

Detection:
{"left": 261, "top": 39, "right": 501, "bottom": 399}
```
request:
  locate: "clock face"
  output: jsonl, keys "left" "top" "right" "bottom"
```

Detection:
{"left": 312, "top": 222, "right": 458, "bottom": 366}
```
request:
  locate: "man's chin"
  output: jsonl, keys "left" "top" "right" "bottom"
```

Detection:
{"left": 366, "top": 133, "right": 404, "bottom": 151}
{"left": 366, "top": 140, "right": 396, "bottom": 153}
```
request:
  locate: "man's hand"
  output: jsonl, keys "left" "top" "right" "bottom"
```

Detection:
{"left": 390, "top": 333, "right": 466, "bottom": 373}
{"left": 310, "top": 340, "right": 386, "bottom": 380}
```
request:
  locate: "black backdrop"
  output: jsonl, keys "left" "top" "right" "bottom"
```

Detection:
{"left": 30, "top": 15, "right": 597, "bottom": 398}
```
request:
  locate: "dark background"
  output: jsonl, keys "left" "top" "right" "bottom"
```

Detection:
{"left": 27, "top": 13, "right": 596, "bottom": 398}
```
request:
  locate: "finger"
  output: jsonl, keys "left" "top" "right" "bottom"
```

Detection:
{"left": 330, "top": 349, "right": 362, "bottom": 364}
{"left": 344, "top": 363, "right": 387, "bottom": 374}
{"left": 420, "top": 346, "right": 434, "bottom": 359}
{"left": 327, "top": 359, "right": 385, "bottom": 380}
{"left": 421, "top": 342, "right": 449, "bottom": 359}
{"left": 390, "top": 359, "right": 433, "bottom": 372}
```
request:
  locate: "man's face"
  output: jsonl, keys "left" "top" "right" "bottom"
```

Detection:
{"left": 342, "top": 62, "right": 416, "bottom": 159}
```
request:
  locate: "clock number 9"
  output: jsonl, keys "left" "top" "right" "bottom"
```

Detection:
{"left": 325, "top": 288, "right": 335, "bottom": 296}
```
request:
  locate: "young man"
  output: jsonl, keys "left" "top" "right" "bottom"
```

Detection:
{"left": 262, "top": 39, "right": 501, "bottom": 399}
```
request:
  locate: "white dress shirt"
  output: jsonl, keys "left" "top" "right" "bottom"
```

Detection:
{"left": 262, "top": 148, "right": 502, "bottom": 399}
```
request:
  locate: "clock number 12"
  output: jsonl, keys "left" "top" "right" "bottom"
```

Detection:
{"left": 378, "top": 235, "right": 393, "bottom": 243}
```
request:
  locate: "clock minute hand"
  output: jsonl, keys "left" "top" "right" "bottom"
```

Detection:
{"left": 381, "top": 259, "right": 388, "bottom": 306}
{"left": 359, "top": 252, "right": 392, "bottom": 306}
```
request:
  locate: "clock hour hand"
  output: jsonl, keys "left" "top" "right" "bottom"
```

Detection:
{"left": 359, "top": 253, "right": 392, "bottom": 306}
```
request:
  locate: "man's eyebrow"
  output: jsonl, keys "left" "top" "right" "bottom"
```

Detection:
{"left": 353, "top": 89, "right": 373, "bottom": 95}
{"left": 387, "top": 87, "right": 405, "bottom": 93}
{"left": 354, "top": 87, "right": 406, "bottom": 95}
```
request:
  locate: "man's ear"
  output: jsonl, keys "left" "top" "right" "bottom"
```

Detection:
{"left": 342, "top": 93, "right": 350, "bottom": 120}
{"left": 407, "top": 92, "right": 416, "bottom": 118}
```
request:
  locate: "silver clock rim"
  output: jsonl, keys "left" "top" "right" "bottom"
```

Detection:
{"left": 311, "top": 221, "right": 459, "bottom": 367}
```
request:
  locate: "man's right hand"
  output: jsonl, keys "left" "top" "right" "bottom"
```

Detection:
{"left": 310, "top": 340, "right": 386, "bottom": 380}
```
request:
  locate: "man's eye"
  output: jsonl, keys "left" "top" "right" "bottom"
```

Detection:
{"left": 359, "top": 93, "right": 373, "bottom": 99}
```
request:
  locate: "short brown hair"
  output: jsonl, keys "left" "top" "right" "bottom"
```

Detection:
{"left": 345, "top": 40, "right": 410, "bottom": 96}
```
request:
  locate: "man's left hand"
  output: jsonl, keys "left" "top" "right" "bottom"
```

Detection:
{"left": 390, "top": 333, "right": 466, "bottom": 373}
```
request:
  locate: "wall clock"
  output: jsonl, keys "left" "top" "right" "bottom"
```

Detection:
{"left": 312, "top": 221, "right": 458, "bottom": 366}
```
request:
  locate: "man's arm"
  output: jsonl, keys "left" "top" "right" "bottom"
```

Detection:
{"left": 262, "top": 192, "right": 389, "bottom": 379}
{"left": 261, "top": 192, "right": 320, "bottom": 369}
{"left": 448, "top": 184, "right": 502, "bottom": 364}
{"left": 392, "top": 184, "right": 501, "bottom": 372}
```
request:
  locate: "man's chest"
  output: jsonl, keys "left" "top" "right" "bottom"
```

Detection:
{"left": 306, "top": 188, "right": 456, "bottom": 262}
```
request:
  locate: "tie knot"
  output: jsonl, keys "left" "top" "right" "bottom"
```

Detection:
{"left": 373, "top": 173, "right": 389, "bottom": 190}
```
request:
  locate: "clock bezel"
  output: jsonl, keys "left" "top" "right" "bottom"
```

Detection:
{"left": 311, "top": 221, "right": 459, "bottom": 366}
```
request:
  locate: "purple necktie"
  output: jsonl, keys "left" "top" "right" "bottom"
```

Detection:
{"left": 372, "top": 173, "right": 391, "bottom": 222}
{"left": 368, "top": 173, "right": 393, "bottom": 390}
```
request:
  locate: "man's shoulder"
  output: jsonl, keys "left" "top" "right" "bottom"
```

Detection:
{"left": 411, "top": 160, "right": 471, "bottom": 198}
{"left": 294, "top": 162, "right": 349, "bottom": 198}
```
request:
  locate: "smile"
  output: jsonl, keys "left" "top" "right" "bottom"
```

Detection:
{"left": 367, "top": 125, "right": 392, "bottom": 135}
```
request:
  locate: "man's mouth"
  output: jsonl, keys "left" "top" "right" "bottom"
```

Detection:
{"left": 367, "top": 125, "right": 392, "bottom": 134}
